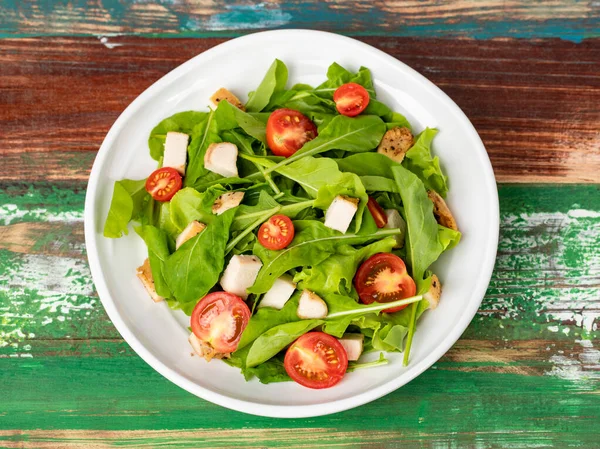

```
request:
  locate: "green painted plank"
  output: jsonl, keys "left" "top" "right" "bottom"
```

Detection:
{"left": 1, "top": 184, "right": 598, "bottom": 356}
{"left": 0, "top": 357, "right": 597, "bottom": 447}
{"left": 0, "top": 1, "right": 598, "bottom": 41}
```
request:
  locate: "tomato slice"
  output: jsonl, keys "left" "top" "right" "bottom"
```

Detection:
{"left": 333, "top": 83, "right": 370, "bottom": 117}
{"left": 284, "top": 332, "right": 348, "bottom": 389}
{"left": 367, "top": 197, "right": 388, "bottom": 228}
{"left": 354, "top": 253, "right": 416, "bottom": 313}
{"left": 191, "top": 292, "right": 250, "bottom": 354}
{"left": 266, "top": 108, "right": 318, "bottom": 157}
{"left": 145, "top": 167, "right": 182, "bottom": 202}
{"left": 258, "top": 214, "right": 295, "bottom": 250}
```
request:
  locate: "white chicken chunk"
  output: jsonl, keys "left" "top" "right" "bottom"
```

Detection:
{"left": 204, "top": 142, "right": 238, "bottom": 178}
{"left": 162, "top": 131, "right": 189, "bottom": 175}
{"left": 297, "top": 290, "right": 328, "bottom": 319}
{"left": 337, "top": 333, "right": 364, "bottom": 361}
{"left": 220, "top": 255, "right": 262, "bottom": 299}
{"left": 259, "top": 275, "right": 296, "bottom": 310}
{"left": 324, "top": 195, "right": 359, "bottom": 234}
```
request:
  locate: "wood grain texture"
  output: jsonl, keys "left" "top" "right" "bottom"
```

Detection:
{"left": 0, "top": 0, "right": 598, "bottom": 41}
{"left": 1, "top": 36, "right": 599, "bottom": 184}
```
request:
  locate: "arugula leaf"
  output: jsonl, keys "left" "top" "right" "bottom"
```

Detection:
{"left": 237, "top": 293, "right": 302, "bottom": 350}
{"left": 347, "top": 352, "right": 388, "bottom": 372}
{"left": 335, "top": 152, "right": 399, "bottom": 178}
{"left": 248, "top": 115, "right": 386, "bottom": 178}
{"left": 249, "top": 220, "right": 402, "bottom": 294}
{"left": 392, "top": 165, "right": 444, "bottom": 285}
{"left": 148, "top": 111, "right": 207, "bottom": 161}
{"left": 162, "top": 208, "right": 235, "bottom": 314}
{"left": 246, "top": 319, "right": 323, "bottom": 368}
{"left": 360, "top": 175, "right": 398, "bottom": 193}
{"left": 103, "top": 179, "right": 150, "bottom": 238}
{"left": 403, "top": 128, "right": 448, "bottom": 197}
{"left": 135, "top": 225, "right": 172, "bottom": 298}
{"left": 245, "top": 59, "right": 288, "bottom": 112}
{"left": 184, "top": 110, "right": 221, "bottom": 188}
{"left": 439, "top": 224, "right": 461, "bottom": 251}
{"left": 213, "top": 100, "right": 267, "bottom": 143}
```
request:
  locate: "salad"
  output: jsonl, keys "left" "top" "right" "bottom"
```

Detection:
{"left": 103, "top": 59, "right": 461, "bottom": 389}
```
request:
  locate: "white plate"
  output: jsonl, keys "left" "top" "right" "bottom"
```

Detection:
{"left": 85, "top": 30, "right": 499, "bottom": 418}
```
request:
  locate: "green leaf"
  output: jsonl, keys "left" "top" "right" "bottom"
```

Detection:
{"left": 246, "top": 59, "right": 288, "bottom": 112}
{"left": 392, "top": 165, "right": 444, "bottom": 285}
{"left": 184, "top": 110, "right": 221, "bottom": 188}
{"left": 250, "top": 115, "right": 386, "bottom": 178}
{"left": 403, "top": 128, "right": 448, "bottom": 197}
{"left": 335, "top": 152, "right": 400, "bottom": 178}
{"left": 237, "top": 293, "right": 302, "bottom": 350}
{"left": 294, "top": 237, "right": 396, "bottom": 297}
{"left": 148, "top": 111, "right": 207, "bottom": 161}
{"left": 244, "top": 356, "right": 290, "bottom": 384}
{"left": 249, "top": 221, "right": 402, "bottom": 295}
{"left": 214, "top": 100, "right": 267, "bottom": 143}
{"left": 314, "top": 172, "right": 368, "bottom": 231}
{"left": 103, "top": 179, "right": 149, "bottom": 238}
{"left": 246, "top": 319, "right": 323, "bottom": 368}
{"left": 162, "top": 209, "right": 235, "bottom": 314}
{"left": 169, "top": 186, "right": 225, "bottom": 231}
{"left": 135, "top": 225, "right": 172, "bottom": 298}
{"left": 360, "top": 175, "right": 398, "bottom": 193}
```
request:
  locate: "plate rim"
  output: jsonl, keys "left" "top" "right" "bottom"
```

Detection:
{"left": 84, "top": 29, "right": 500, "bottom": 418}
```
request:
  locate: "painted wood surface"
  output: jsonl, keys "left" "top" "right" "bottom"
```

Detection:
{"left": 1, "top": 36, "right": 599, "bottom": 184}
{"left": 1, "top": 184, "right": 598, "bottom": 448}
{"left": 0, "top": 0, "right": 599, "bottom": 41}
{"left": 1, "top": 2, "right": 600, "bottom": 446}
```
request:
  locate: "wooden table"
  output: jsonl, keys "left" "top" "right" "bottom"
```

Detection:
{"left": 1, "top": 2, "right": 599, "bottom": 447}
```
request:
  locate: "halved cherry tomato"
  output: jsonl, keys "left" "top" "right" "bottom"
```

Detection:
{"left": 333, "top": 83, "right": 370, "bottom": 117}
{"left": 284, "top": 332, "right": 348, "bottom": 389}
{"left": 258, "top": 214, "right": 295, "bottom": 250}
{"left": 354, "top": 253, "right": 416, "bottom": 313}
{"left": 191, "top": 292, "right": 250, "bottom": 354}
{"left": 266, "top": 108, "right": 318, "bottom": 157}
{"left": 145, "top": 167, "right": 182, "bottom": 202}
{"left": 367, "top": 197, "right": 388, "bottom": 228}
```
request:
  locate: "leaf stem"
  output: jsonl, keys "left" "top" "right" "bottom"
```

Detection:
{"left": 238, "top": 153, "right": 280, "bottom": 195}
{"left": 402, "top": 300, "right": 419, "bottom": 366}
{"left": 225, "top": 207, "right": 281, "bottom": 254}
{"left": 326, "top": 295, "right": 422, "bottom": 319}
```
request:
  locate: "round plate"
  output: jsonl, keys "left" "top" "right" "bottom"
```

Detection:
{"left": 84, "top": 30, "right": 499, "bottom": 418}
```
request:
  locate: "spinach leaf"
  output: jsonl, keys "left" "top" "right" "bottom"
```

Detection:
{"left": 246, "top": 319, "right": 323, "bottom": 368}
{"left": 249, "top": 221, "right": 402, "bottom": 294}
{"left": 315, "top": 63, "right": 375, "bottom": 99}
{"left": 103, "top": 179, "right": 149, "bottom": 238}
{"left": 162, "top": 208, "right": 235, "bottom": 314}
{"left": 245, "top": 59, "right": 288, "bottom": 112}
{"left": 403, "top": 128, "right": 448, "bottom": 197}
{"left": 148, "top": 111, "right": 207, "bottom": 161}
{"left": 135, "top": 225, "right": 172, "bottom": 298}
{"left": 363, "top": 99, "right": 393, "bottom": 121}
{"left": 294, "top": 237, "right": 396, "bottom": 296}
{"left": 386, "top": 112, "right": 412, "bottom": 130}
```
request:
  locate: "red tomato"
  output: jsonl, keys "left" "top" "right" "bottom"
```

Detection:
{"left": 258, "top": 214, "right": 295, "bottom": 250}
{"left": 354, "top": 253, "right": 416, "bottom": 313}
{"left": 333, "top": 83, "right": 370, "bottom": 117}
{"left": 191, "top": 292, "right": 250, "bottom": 354}
{"left": 145, "top": 167, "right": 182, "bottom": 202}
{"left": 266, "top": 108, "right": 318, "bottom": 157}
{"left": 367, "top": 197, "right": 388, "bottom": 228}
{"left": 284, "top": 332, "right": 348, "bottom": 389}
